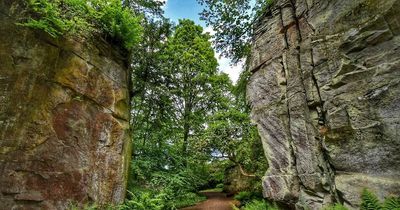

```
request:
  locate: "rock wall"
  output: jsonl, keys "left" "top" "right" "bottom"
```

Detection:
{"left": 223, "top": 165, "right": 259, "bottom": 195}
{"left": 0, "top": 1, "right": 131, "bottom": 209}
{"left": 247, "top": 0, "right": 400, "bottom": 209}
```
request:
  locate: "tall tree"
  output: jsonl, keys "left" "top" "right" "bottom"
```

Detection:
{"left": 162, "top": 19, "right": 221, "bottom": 162}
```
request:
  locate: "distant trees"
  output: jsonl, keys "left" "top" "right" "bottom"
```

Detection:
{"left": 129, "top": 19, "right": 233, "bottom": 208}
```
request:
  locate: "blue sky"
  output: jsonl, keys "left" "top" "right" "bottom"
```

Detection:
{"left": 164, "top": 0, "right": 205, "bottom": 27}
{"left": 162, "top": 0, "right": 243, "bottom": 83}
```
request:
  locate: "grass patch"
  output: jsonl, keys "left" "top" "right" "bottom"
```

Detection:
{"left": 199, "top": 188, "right": 224, "bottom": 193}
{"left": 173, "top": 192, "right": 207, "bottom": 209}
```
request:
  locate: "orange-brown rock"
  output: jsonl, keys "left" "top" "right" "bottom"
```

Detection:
{"left": 0, "top": 1, "right": 131, "bottom": 209}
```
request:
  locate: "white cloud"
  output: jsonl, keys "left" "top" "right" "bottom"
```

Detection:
{"left": 205, "top": 27, "right": 243, "bottom": 84}
{"left": 203, "top": 26, "right": 216, "bottom": 36}
{"left": 216, "top": 52, "right": 243, "bottom": 84}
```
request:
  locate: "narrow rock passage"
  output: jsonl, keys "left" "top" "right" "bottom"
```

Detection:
{"left": 181, "top": 192, "right": 238, "bottom": 210}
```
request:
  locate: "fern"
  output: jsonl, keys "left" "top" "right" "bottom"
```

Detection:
{"left": 383, "top": 197, "right": 400, "bottom": 210}
{"left": 361, "top": 189, "right": 382, "bottom": 210}
{"left": 21, "top": 0, "right": 143, "bottom": 50}
{"left": 241, "top": 199, "right": 279, "bottom": 210}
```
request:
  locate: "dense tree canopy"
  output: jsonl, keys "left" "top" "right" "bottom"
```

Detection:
{"left": 129, "top": 18, "right": 267, "bottom": 209}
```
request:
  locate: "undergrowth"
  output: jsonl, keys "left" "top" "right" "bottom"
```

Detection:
{"left": 232, "top": 199, "right": 278, "bottom": 210}
{"left": 324, "top": 189, "right": 400, "bottom": 210}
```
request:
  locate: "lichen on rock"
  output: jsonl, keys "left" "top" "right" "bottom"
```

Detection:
{"left": 0, "top": 1, "right": 131, "bottom": 209}
{"left": 247, "top": 0, "right": 400, "bottom": 209}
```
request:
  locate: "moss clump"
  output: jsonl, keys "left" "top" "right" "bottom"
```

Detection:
{"left": 20, "top": 0, "right": 143, "bottom": 50}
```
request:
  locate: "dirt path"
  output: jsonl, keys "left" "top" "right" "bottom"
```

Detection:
{"left": 181, "top": 192, "right": 238, "bottom": 210}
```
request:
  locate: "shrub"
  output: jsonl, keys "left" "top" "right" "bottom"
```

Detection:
{"left": 21, "top": 0, "right": 143, "bottom": 50}
{"left": 216, "top": 183, "right": 224, "bottom": 189}
{"left": 243, "top": 200, "right": 268, "bottom": 210}
{"left": 121, "top": 191, "right": 166, "bottom": 210}
{"left": 237, "top": 199, "right": 278, "bottom": 210}
{"left": 234, "top": 191, "right": 261, "bottom": 206}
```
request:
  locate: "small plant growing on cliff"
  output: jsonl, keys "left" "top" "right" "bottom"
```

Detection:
{"left": 383, "top": 197, "right": 400, "bottom": 210}
{"left": 20, "top": 0, "right": 143, "bottom": 50}
{"left": 359, "top": 189, "right": 400, "bottom": 210}
{"left": 361, "top": 189, "right": 382, "bottom": 210}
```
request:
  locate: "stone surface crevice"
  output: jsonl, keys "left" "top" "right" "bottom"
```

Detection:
{"left": 248, "top": 0, "right": 400, "bottom": 208}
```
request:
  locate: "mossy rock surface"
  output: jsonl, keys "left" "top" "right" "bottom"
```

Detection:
{"left": 0, "top": 1, "right": 131, "bottom": 209}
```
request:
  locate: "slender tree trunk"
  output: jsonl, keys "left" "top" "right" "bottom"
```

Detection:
{"left": 182, "top": 96, "right": 192, "bottom": 167}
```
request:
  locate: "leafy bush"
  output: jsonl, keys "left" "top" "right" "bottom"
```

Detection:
{"left": 121, "top": 191, "right": 166, "bottom": 210}
{"left": 216, "top": 183, "right": 224, "bottom": 189}
{"left": 235, "top": 191, "right": 252, "bottom": 201}
{"left": 234, "top": 191, "right": 262, "bottom": 206}
{"left": 149, "top": 168, "right": 207, "bottom": 195}
{"left": 243, "top": 200, "right": 268, "bottom": 210}
{"left": 21, "top": 0, "right": 143, "bottom": 50}
{"left": 234, "top": 199, "right": 278, "bottom": 210}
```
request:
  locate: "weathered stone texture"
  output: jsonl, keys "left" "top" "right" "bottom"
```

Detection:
{"left": 248, "top": 0, "right": 400, "bottom": 209}
{"left": 0, "top": 1, "right": 131, "bottom": 209}
{"left": 223, "top": 165, "right": 259, "bottom": 195}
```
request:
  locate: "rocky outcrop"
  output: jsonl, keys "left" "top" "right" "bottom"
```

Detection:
{"left": 0, "top": 1, "right": 131, "bottom": 209}
{"left": 247, "top": 0, "right": 400, "bottom": 209}
{"left": 223, "top": 166, "right": 259, "bottom": 195}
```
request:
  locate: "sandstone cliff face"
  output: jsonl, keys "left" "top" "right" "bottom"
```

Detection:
{"left": 0, "top": 1, "right": 131, "bottom": 209}
{"left": 247, "top": 0, "right": 400, "bottom": 209}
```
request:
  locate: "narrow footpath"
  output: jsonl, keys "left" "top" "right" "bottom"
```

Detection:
{"left": 181, "top": 192, "right": 238, "bottom": 210}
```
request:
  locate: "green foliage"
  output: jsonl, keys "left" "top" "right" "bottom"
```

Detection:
{"left": 94, "top": 0, "right": 143, "bottom": 49}
{"left": 216, "top": 183, "right": 224, "bottom": 189}
{"left": 235, "top": 199, "right": 278, "bottom": 210}
{"left": 128, "top": 16, "right": 268, "bottom": 209}
{"left": 235, "top": 191, "right": 254, "bottom": 202}
{"left": 21, "top": 0, "right": 59, "bottom": 37}
{"left": 198, "top": 0, "right": 274, "bottom": 62}
{"left": 234, "top": 191, "right": 264, "bottom": 206}
{"left": 324, "top": 190, "right": 400, "bottom": 210}
{"left": 361, "top": 189, "right": 382, "bottom": 210}
{"left": 173, "top": 192, "right": 207, "bottom": 209}
{"left": 242, "top": 199, "right": 268, "bottom": 210}
{"left": 22, "top": 0, "right": 144, "bottom": 50}
{"left": 200, "top": 187, "right": 223, "bottom": 193}
{"left": 121, "top": 191, "right": 166, "bottom": 210}
{"left": 383, "top": 197, "right": 400, "bottom": 210}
